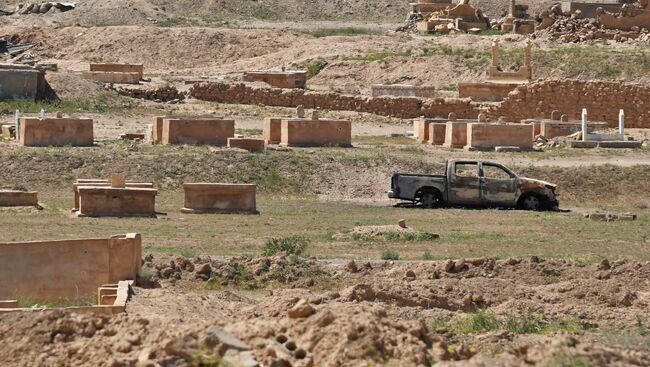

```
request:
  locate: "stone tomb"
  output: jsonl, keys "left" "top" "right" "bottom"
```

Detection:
{"left": 73, "top": 177, "right": 157, "bottom": 217}
{"left": 0, "top": 233, "right": 141, "bottom": 305}
{"left": 465, "top": 123, "right": 534, "bottom": 151}
{"left": 524, "top": 118, "right": 609, "bottom": 139}
{"left": 243, "top": 70, "right": 307, "bottom": 89}
{"left": 413, "top": 117, "right": 447, "bottom": 145}
{"left": 0, "top": 190, "right": 38, "bottom": 207}
{"left": 263, "top": 117, "right": 282, "bottom": 144}
{"left": 280, "top": 117, "right": 352, "bottom": 147}
{"left": 160, "top": 118, "right": 235, "bottom": 146}
{"left": 182, "top": 183, "right": 257, "bottom": 214}
{"left": 228, "top": 138, "right": 265, "bottom": 152}
{"left": 0, "top": 64, "right": 46, "bottom": 100}
{"left": 443, "top": 120, "right": 471, "bottom": 148}
{"left": 83, "top": 63, "right": 143, "bottom": 85}
{"left": 19, "top": 117, "right": 94, "bottom": 147}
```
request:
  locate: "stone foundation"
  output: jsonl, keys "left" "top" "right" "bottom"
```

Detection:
{"left": 228, "top": 138, "right": 266, "bottom": 152}
{"left": 190, "top": 82, "right": 479, "bottom": 120}
{"left": 443, "top": 121, "right": 469, "bottom": 148}
{"left": 182, "top": 183, "right": 257, "bottom": 214}
{"left": 263, "top": 118, "right": 282, "bottom": 144}
{"left": 0, "top": 190, "right": 38, "bottom": 207}
{"left": 90, "top": 63, "right": 144, "bottom": 79}
{"left": 458, "top": 82, "right": 519, "bottom": 102}
{"left": 161, "top": 118, "right": 235, "bottom": 146}
{"left": 243, "top": 71, "right": 307, "bottom": 89}
{"left": 371, "top": 84, "right": 436, "bottom": 98}
{"left": 19, "top": 117, "right": 94, "bottom": 147}
{"left": 280, "top": 118, "right": 352, "bottom": 147}
{"left": 465, "top": 123, "right": 534, "bottom": 151}
{"left": 0, "top": 233, "right": 141, "bottom": 301}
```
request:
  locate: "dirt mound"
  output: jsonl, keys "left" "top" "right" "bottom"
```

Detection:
{"left": 334, "top": 224, "right": 440, "bottom": 241}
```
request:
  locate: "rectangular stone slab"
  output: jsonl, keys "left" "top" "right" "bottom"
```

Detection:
{"left": 0, "top": 190, "right": 38, "bottom": 207}
{"left": 161, "top": 118, "right": 235, "bottom": 146}
{"left": 182, "top": 183, "right": 257, "bottom": 214}
{"left": 19, "top": 117, "right": 94, "bottom": 147}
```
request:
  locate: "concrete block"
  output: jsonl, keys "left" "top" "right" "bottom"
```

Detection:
{"left": 0, "top": 233, "right": 141, "bottom": 301}
{"left": 228, "top": 138, "right": 265, "bottom": 152}
{"left": 0, "top": 190, "right": 38, "bottom": 207}
{"left": 151, "top": 116, "right": 165, "bottom": 144}
{"left": 0, "top": 68, "right": 45, "bottom": 100}
{"left": 443, "top": 121, "right": 468, "bottom": 148}
{"left": 465, "top": 123, "right": 534, "bottom": 151}
{"left": 1, "top": 124, "right": 15, "bottom": 138}
{"left": 428, "top": 122, "right": 447, "bottom": 145}
{"left": 162, "top": 118, "right": 235, "bottom": 146}
{"left": 72, "top": 179, "right": 154, "bottom": 211}
{"left": 182, "top": 183, "right": 257, "bottom": 214}
{"left": 76, "top": 186, "right": 157, "bottom": 217}
{"left": 19, "top": 117, "right": 94, "bottom": 147}
{"left": 243, "top": 71, "right": 307, "bottom": 89}
{"left": 263, "top": 117, "right": 282, "bottom": 144}
{"left": 371, "top": 84, "right": 435, "bottom": 98}
{"left": 280, "top": 118, "right": 352, "bottom": 147}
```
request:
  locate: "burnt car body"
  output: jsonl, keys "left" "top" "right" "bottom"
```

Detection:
{"left": 388, "top": 159, "right": 558, "bottom": 210}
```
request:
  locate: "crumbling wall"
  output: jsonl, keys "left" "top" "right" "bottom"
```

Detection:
{"left": 0, "top": 233, "right": 141, "bottom": 301}
{"left": 190, "top": 82, "right": 479, "bottom": 119}
{"left": 371, "top": 84, "right": 436, "bottom": 98}
{"left": 243, "top": 71, "right": 307, "bottom": 89}
{"left": 489, "top": 80, "right": 650, "bottom": 128}
{"left": 458, "top": 82, "right": 519, "bottom": 102}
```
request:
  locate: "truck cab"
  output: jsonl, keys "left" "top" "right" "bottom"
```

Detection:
{"left": 389, "top": 160, "right": 558, "bottom": 211}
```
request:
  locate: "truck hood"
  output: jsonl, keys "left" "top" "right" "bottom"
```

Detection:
{"left": 519, "top": 177, "right": 557, "bottom": 190}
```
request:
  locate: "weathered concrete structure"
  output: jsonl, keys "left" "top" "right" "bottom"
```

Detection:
{"left": 500, "top": 0, "right": 536, "bottom": 34}
{"left": 263, "top": 117, "right": 282, "bottom": 144}
{"left": 19, "top": 117, "right": 94, "bottom": 147}
{"left": 0, "top": 233, "right": 141, "bottom": 302}
{"left": 488, "top": 41, "right": 532, "bottom": 83}
{"left": 243, "top": 70, "right": 307, "bottom": 89}
{"left": 83, "top": 63, "right": 143, "bottom": 85}
{"left": 371, "top": 84, "right": 436, "bottom": 98}
{"left": 443, "top": 121, "right": 469, "bottom": 148}
{"left": 465, "top": 123, "right": 534, "bottom": 151}
{"left": 280, "top": 117, "right": 352, "bottom": 147}
{"left": 0, "top": 64, "right": 47, "bottom": 100}
{"left": 182, "top": 183, "right": 257, "bottom": 214}
{"left": 418, "top": 2, "right": 490, "bottom": 33}
{"left": 428, "top": 121, "right": 448, "bottom": 145}
{"left": 413, "top": 117, "right": 448, "bottom": 145}
{"left": 228, "top": 137, "right": 266, "bottom": 152}
{"left": 73, "top": 177, "right": 157, "bottom": 217}
{"left": 161, "top": 118, "right": 235, "bottom": 146}
{"left": 0, "top": 190, "right": 38, "bottom": 207}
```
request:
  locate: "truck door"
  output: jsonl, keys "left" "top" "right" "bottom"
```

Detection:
{"left": 479, "top": 163, "right": 517, "bottom": 206}
{"left": 448, "top": 162, "right": 481, "bottom": 205}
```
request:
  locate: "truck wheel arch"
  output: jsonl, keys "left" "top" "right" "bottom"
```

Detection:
{"left": 416, "top": 187, "right": 443, "bottom": 208}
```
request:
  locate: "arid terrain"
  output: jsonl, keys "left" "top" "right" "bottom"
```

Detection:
{"left": 1, "top": 0, "right": 650, "bottom": 366}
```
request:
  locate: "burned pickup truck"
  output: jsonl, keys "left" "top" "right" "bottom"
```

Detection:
{"left": 389, "top": 160, "right": 558, "bottom": 211}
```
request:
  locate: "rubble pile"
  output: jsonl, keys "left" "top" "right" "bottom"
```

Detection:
{"left": 534, "top": 4, "right": 650, "bottom": 43}
{"left": 14, "top": 2, "right": 75, "bottom": 15}
{"left": 111, "top": 85, "right": 186, "bottom": 103}
{"left": 395, "top": 12, "right": 423, "bottom": 33}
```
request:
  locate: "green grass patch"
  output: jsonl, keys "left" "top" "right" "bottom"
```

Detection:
{"left": 432, "top": 311, "right": 594, "bottom": 335}
{"left": 261, "top": 235, "right": 309, "bottom": 256}
{"left": 1, "top": 92, "right": 134, "bottom": 114}
{"left": 343, "top": 49, "right": 412, "bottom": 62}
{"left": 235, "top": 128, "right": 263, "bottom": 136}
{"left": 306, "top": 27, "right": 384, "bottom": 38}
{"left": 15, "top": 295, "right": 97, "bottom": 308}
{"left": 381, "top": 249, "right": 400, "bottom": 260}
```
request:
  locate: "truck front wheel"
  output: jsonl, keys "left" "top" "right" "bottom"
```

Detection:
{"left": 519, "top": 194, "right": 544, "bottom": 211}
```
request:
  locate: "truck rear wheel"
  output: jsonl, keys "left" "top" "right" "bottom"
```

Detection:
{"left": 421, "top": 191, "right": 441, "bottom": 209}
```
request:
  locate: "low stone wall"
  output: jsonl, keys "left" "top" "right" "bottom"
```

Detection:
{"left": 243, "top": 71, "right": 307, "bottom": 89}
{"left": 190, "top": 82, "right": 479, "bottom": 119}
{"left": 0, "top": 233, "right": 141, "bottom": 301}
{"left": 182, "top": 183, "right": 257, "bottom": 214}
{"left": 162, "top": 118, "right": 235, "bottom": 146}
{"left": 280, "top": 119, "right": 352, "bottom": 147}
{"left": 371, "top": 84, "right": 436, "bottom": 98}
{"left": 458, "top": 82, "right": 520, "bottom": 102}
{"left": 489, "top": 80, "right": 650, "bottom": 128}
{"left": 525, "top": 119, "right": 610, "bottom": 139}
{"left": 465, "top": 123, "right": 534, "bottom": 151}
{"left": 0, "top": 190, "right": 38, "bottom": 207}
{"left": 90, "top": 63, "right": 144, "bottom": 79}
{"left": 83, "top": 71, "right": 141, "bottom": 84}
{"left": 19, "top": 117, "right": 94, "bottom": 147}
{"left": 228, "top": 138, "right": 265, "bottom": 152}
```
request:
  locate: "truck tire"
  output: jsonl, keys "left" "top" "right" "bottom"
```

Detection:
{"left": 519, "top": 194, "right": 543, "bottom": 211}
{"left": 421, "top": 191, "right": 441, "bottom": 209}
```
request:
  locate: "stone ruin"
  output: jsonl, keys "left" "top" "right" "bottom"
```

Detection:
{"left": 0, "top": 189, "right": 38, "bottom": 207}
{"left": 0, "top": 233, "right": 140, "bottom": 315}
{"left": 83, "top": 63, "right": 143, "bottom": 85}
{"left": 498, "top": 0, "right": 536, "bottom": 34}
{"left": 151, "top": 116, "right": 235, "bottom": 146}
{"left": 243, "top": 70, "right": 307, "bottom": 89}
{"left": 19, "top": 116, "right": 94, "bottom": 147}
{"left": 598, "top": 0, "right": 650, "bottom": 30}
{"left": 566, "top": 109, "right": 643, "bottom": 148}
{"left": 371, "top": 84, "right": 436, "bottom": 98}
{"left": 417, "top": 0, "right": 490, "bottom": 33}
{"left": 181, "top": 183, "right": 258, "bottom": 214}
{"left": 72, "top": 176, "right": 158, "bottom": 218}
{"left": 263, "top": 108, "right": 352, "bottom": 147}
{"left": 458, "top": 41, "right": 532, "bottom": 102}
{"left": 523, "top": 110, "right": 609, "bottom": 139}
{"left": 0, "top": 64, "right": 47, "bottom": 100}
{"left": 410, "top": 0, "right": 453, "bottom": 17}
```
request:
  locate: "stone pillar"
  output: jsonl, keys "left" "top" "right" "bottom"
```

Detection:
{"left": 509, "top": 0, "right": 516, "bottom": 17}
{"left": 524, "top": 41, "right": 532, "bottom": 79}
{"left": 14, "top": 110, "right": 20, "bottom": 141}
{"left": 491, "top": 41, "right": 500, "bottom": 67}
{"left": 581, "top": 108, "right": 588, "bottom": 142}
{"left": 619, "top": 109, "right": 625, "bottom": 136}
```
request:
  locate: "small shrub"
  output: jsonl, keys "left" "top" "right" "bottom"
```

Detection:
{"left": 381, "top": 250, "right": 400, "bottom": 261}
{"left": 422, "top": 251, "right": 434, "bottom": 261}
{"left": 306, "top": 59, "right": 329, "bottom": 79}
{"left": 262, "top": 235, "right": 309, "bottom": 257}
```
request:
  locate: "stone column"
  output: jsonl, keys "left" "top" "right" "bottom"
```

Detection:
{"left": 619, "top": 109, "right": 625, "bottom": 136}
{"left": 14, "top": 110, "right": 20, "bottom": 142}
{"left": 491, "top": 41, "right": 500, "bottom": 67}
{"left": 581, "top": 108, "right": 588, "bottom": 142}
{"left": 510, "top": 0, "right": 516, "bottom": 17}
